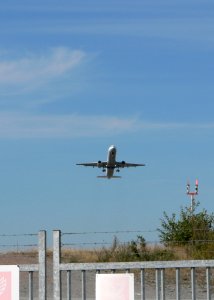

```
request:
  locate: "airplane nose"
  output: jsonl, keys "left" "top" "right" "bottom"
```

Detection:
{"left": 110, "top": 145, "right": 116, "bottom": 150}
{"left": 108, "top": 145, "right": 116, "bottom": 157}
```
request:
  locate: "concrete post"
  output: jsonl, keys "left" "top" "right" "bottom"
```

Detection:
{"left": 38, "top": 230, "right": 47, "bottom": 300}
{"left": 53, "top": 230, "right": 61, "bottom": 300}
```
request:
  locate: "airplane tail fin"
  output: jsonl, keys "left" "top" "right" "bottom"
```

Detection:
{"left": 97, "top": 176, "right": 122, "bottom": 179}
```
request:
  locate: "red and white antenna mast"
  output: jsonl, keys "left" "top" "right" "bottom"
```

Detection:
{"left": 186, "top": 179, "right": 199, "bottom": 212}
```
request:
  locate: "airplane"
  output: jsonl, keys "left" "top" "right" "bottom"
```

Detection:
{"left": 76, "top": 145, "right": 145, "bottom": 179}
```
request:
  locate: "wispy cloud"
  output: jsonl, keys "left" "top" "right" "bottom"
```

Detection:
{"left": 0, "top": 113, "right": 138, "bottom": 139}
{"left": 4, "top": 17, "right": 213, "bottom": 47}
{"left": 0, "top": 47, "right": 87, "bottom": 109}
{"left": 62, "top": 17, "right": 213, "bottom": 39}
{"left": 0, "top": 47, "right": 86, "bottom": 85}
{"left": 1, "top": 1, "right": 213, "bottom": 49}
{"left": 0, "top": 112, "right": 213, "bottom": 139}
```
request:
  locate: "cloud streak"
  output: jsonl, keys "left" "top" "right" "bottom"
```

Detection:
{"left": 0, "top": 47, "right": 86, "bottom": 85}
{"left": 0, "top": 112, "right": 213, "bottom": 139}
{"left": 0, "top": 113, "right": 140, "bottom": 139}
{"left": 3, "top": 17, "right": 213, "bottom": 47}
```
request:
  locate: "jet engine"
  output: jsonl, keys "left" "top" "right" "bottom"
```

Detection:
{"left": 121, "top": 161, "right": 126, "bottom": 168}
{"left": 97, "top": 161, "right": 102, "bottom": 168}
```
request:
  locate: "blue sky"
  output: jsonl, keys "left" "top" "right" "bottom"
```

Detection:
{"left": 0, "top": 0, "right": 214, "bottom": 247}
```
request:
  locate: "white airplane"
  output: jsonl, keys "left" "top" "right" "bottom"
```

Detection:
{"left": 76, "top": 145, "right": 145, "bottom": 179}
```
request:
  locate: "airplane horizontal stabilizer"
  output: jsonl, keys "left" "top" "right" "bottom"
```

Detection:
{"left": 97, "top": 176, "right": 121, "bottom": 179}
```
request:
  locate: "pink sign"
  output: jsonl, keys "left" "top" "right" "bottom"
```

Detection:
{"left": 0, "top": 266, "right": 19, "bottom": 300}
{"left": 96, "top": 273, "right": 134, "bottom": 300}
{"left": 0, "top": 272, "right": 11, "bottom": 299}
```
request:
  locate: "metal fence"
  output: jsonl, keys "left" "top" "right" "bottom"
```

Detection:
{"left": 1, "top": 230, "right": 214, "bottom": 299}
{"left": 0, "top": 230, "right": 46, "bottom": 300}
{"left": 19, "top": 230, "right": 46, "bottom": 300}
{"left": 53, "top": 230, "right": 214, "bottom": 300}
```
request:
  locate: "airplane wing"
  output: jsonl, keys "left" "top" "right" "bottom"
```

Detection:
{"left": 76, "top": 161, "right": 107, "bottom": 168}
{"left": 116, "top": 162, "right": 145, "bottom": 168}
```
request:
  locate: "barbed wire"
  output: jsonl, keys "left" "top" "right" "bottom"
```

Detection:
{"left": 1, "top": 230, "right": 214, "bottom": 250}
{"left": 61, "top": 239, "right": 214, "bottom": 248}
{"left": 62, "top": 230, "right": 157, "bottom": 236}
{"left": 0, "top": 244, "right": 37, "bottom": 248}
{"left": 0, "top": 232, "right": 38, "bottom": 251}
{"left": 0, "top": 233, "right": 37, "bottom": 237}
{"left": 62, "top": 242, "right": 111, "bottom": 246}
{"left": 61, "top": 230, "right": 158, "bottom": 248}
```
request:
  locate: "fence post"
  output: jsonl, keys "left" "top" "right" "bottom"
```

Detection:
{"left": 38, "top": 230, "right": 47, "bottom": 300}
{"left": 53, "top": 230, "right": 61, "bottom": 300}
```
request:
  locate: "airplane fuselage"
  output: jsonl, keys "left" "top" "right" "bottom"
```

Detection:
{"left": 106, "top": 145, "right": 117, "bottom": 178}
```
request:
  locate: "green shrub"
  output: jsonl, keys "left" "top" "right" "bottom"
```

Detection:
{"left": 158, "top": 202, "right": 214, "bottom": 259}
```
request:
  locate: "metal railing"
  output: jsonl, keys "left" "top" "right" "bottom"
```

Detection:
{"left": 53, "top": 230, "right": 214, "bottom": 300}
{"left": 18, "top": 230, "right": 46, "bottom": 300}
{"left": 1, "top": 229, "right": 214, "bottom": 299}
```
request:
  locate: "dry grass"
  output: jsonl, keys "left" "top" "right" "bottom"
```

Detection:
{"left": 0, "top": 243, "right": 213, "bottom": 265}
{"left": 0, "top": 249, "right": 38, "bottom": 265}
{"left": 61, "top": 248, "right": 98, "bottom": 263}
